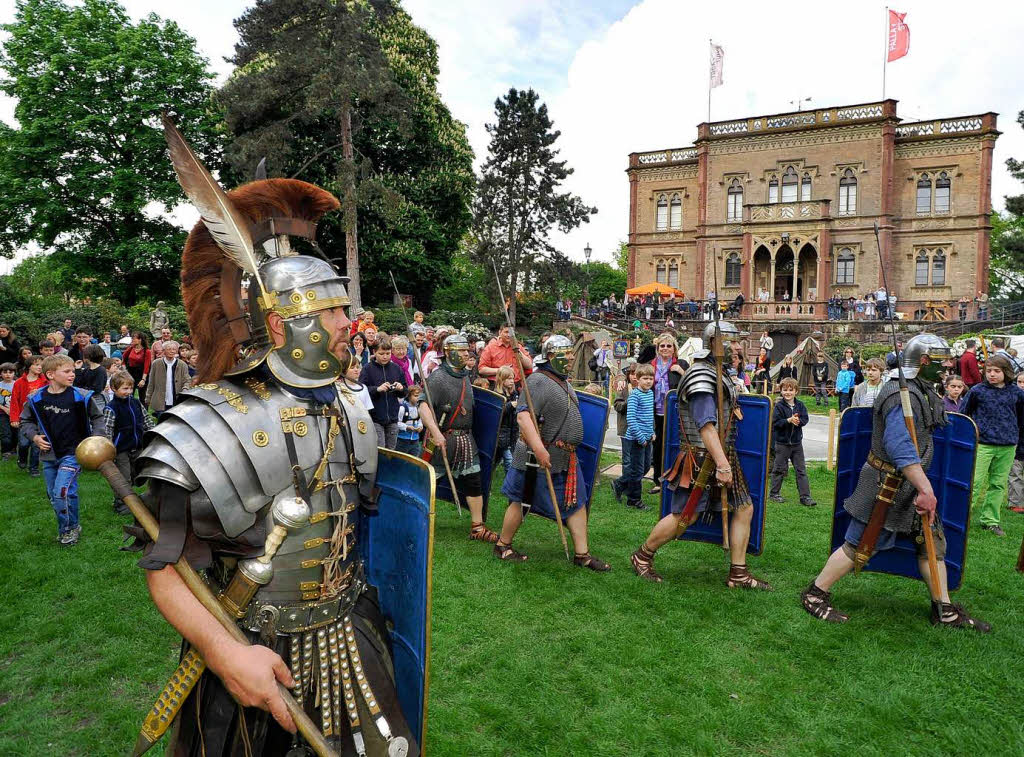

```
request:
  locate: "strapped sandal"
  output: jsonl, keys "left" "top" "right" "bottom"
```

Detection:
{"left": 493, "top": 539, "right": 528, "bottom": 562}
{"left": 726, "top": 564, "right": 773, "bottom": 591}
{"left": 573, "top": 552, "right": 611, "bottom": 572}
{"left": 801, "top": 582, "right": 849, "bottom": 623}
{"left": 930, "top": 601, "right": 992, "bottom": 633}
{"left": 630, "top": 545, "right": 663, "bottom": 583}
{"left": 469, "top": 522, "right": 499, "bottom": 544}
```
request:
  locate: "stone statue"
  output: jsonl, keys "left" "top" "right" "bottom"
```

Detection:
{"left": 149, "top": 300, "right": 168, "bottom": 338}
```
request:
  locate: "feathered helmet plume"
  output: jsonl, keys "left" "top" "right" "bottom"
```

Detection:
{"left": 162, "top": 115, "right": 343, "bottom": 384}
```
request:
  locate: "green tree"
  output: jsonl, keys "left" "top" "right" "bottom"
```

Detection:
{"left": 614, "top": 240, "right": 629, "bottom": 272}
{"left": 218, "top": 1, "right": 473, "bottom": 309}
{"left": 474, "top": 87, "right": 596, "bottom": 323}
{"left": 993, "top": 111, "right": 1024, "bottom": 300}
{"left": 585, "top": 261, "right": 627, "bottom": 302}
{"left": 0, "top": 0, "right": 220, "bottom": 305}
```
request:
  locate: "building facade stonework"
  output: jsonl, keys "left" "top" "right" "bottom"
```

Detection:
{"left": 626, "top": 100, "right": 998, "bottom": 320}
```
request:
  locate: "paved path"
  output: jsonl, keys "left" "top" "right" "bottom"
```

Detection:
{"left": 602, "top": 410, "right": 832, "bottom": 462}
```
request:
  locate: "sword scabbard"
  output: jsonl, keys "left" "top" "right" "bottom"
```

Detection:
{"left": 853, "top": 471, "right": 901, "bottom": 573}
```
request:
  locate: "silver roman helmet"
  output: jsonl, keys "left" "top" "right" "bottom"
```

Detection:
{"left": 899, "top": 333, "right": 951, "bottom": 382}
{"left": 540, "top": 334, "right": 573, "bottom": 375}
{"left": 693, "top": 320, "right": 744, "bottom": 360}
{"left": 443, "top": 333, "right": 471, "bottom": 370}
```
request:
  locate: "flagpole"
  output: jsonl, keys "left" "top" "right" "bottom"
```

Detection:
{"left": 882, "top": 6, "right": 888, "bottom": 100}
{"left": 707, "top": 38, "right": 712, "bottom": 123}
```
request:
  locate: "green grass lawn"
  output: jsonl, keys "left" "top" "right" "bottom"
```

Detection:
{"left": 800, "top": 392, "right": 842, "bottom": 416}
{"left": 2, "top": 457, "right": 1024, "bottom": 755}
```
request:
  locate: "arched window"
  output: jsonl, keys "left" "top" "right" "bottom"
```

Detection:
{"left": 835, "top": 248, "right": 855, "bottom": 285}
{"left": 768, "top": 176, "right": 779, "bottom": 204}
{"left": 668, "top": 262, "right": 679, "bottom": 288}
{"left": 934, "top": 172, "right": 951, "bottom": 213}
{"left": 725, "top": 253, "right": 741, "bottom": 287}
{"left": 915, "top": 251, "right": 930, "bottom": 285}
{"left": 801, "top": 172, "right": 812, "bottom": 201}
{"left": 932, "top": 249, "right": 946, "bottom": 285}
{"left": 916, "top": 174, "right": 932, "bottom": 215}
{"left": 838, "top": 169, "right": 857, "bottom": 215}
{"left": 727, "top": 179, "right": 743, "bottom": 222}
{"left": 669, "top": 193, "right": 682, "bottom": 229}
{"left": 656, "top": 194, "right": 668, "bottom": 230}
{"left": 781, "top": 167, "right": 798, "bottom": 203}
{"left": 656, "top": 260, "right": 666, "bottom": 284}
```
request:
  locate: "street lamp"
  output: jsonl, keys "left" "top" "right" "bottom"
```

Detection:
{"left": 583, "top": 243, "right": 592, "bottom": 317}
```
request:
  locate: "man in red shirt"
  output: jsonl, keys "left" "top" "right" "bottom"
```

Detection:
{"left": 959, "top": 339, "right": 982, "bottom": 388}
{"left": 477, "top": 325, "right": 533, "bottom": 386}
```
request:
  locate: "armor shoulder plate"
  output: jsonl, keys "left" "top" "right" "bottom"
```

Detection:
{"left": 336, "top": 383, "right": 377, "bottom": 479}
{"left": 679, "top": 361, "right": 717, "bottom": 399}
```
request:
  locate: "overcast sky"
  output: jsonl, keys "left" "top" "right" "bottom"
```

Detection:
{"left": 1, "top": 0, "right": 1022, "bottom": 275}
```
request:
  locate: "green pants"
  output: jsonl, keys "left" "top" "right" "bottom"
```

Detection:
{"left": 972, "top": 443, "right": 1016, "bottom": 526}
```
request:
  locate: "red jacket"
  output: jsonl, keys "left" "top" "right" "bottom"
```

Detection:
{"left": 10, "top": 374, "right": 48, "bottom": 425}
{"left": 960, "top": 350, "right": 982, "bottom": 387}
{"left": 123, "top": 346, "right": 152, "bottom": 377}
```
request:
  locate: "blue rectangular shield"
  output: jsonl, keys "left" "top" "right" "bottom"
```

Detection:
{"left": 577, "top": 390, "right": 611, "bottom": 508}
{"left": 435, "top": 385, "right": 503, "bottom": 516}
{"left": 659, "top": 390, "right": 771, "bottom": 555}
{"left": 829, "top": 407, "right": 977, "bottom": 591}
{"left": 360, "top": 449, "right": 435, "bottom": 747}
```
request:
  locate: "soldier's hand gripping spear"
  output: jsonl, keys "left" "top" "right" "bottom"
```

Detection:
{"left": 491, "top": 261, "right": 571, "bottom": 561}
{"left": 75, "top": 437, "right": 340, "bottom": 757}
{"left": 389, "top": 270, "right": 462, "bottom": 516}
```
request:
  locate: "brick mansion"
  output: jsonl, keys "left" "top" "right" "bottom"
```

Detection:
{"left": 626, "top": 100, "right": 999, "bottom": 322}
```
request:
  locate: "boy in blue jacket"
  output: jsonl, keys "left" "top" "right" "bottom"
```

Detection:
{"left": 19, "top": 355, "right": 105, "bottom": 545}
{"left": 613, "top": 363, "right": 656, "bottom": 510}
{"left": 102, "top": 371, "right": 155, "bottom": 515}
{"left": 769, "top": 377, "right": 816, "bottom": 506}
{"left": 835, "top": 359, "right": 856, "bottom": 412}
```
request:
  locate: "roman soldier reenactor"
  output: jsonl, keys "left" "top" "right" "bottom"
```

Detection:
{"left": 631, "top": 320, "right": 772, "bottom": 590}
{"left": 494, "top": 335, "right": 610, "bottom": 571}
{"left": 418, "top": 332, "right": 500, "bottom": 544}
{"left": 800, "top": 333, "right": 990, "bottom": 631}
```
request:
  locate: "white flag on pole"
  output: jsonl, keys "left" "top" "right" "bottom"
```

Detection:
{"left": 709, "top": 42, "right": 724, "bottom": 88}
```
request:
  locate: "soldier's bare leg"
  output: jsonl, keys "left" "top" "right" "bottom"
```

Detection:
{"left": 917, "top": 557, "right": 950, "bottom": 603}
{"left": 630, "top": 513, "right": 697, "bottom": 582}
{"left": 494, "top": 501, "right": 528, "bottom": 561}
{"left": 813, "top": 546, "right": 855, "bottom": 591}
{"left": 566, "top": 507, "right": 610, "bottom": 571}
{"left": 724, "top": 505, "right": 772, "bottom": 590}
{"left": 466, "top": 494, "right": 498, "bottom": 543}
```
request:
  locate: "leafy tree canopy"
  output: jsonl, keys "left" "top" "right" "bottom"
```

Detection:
{"left": 993, "top": 108, "right": 1024, "bottom": 300}
{"left": 0, "top": 0, "right": 220, "bottom": 305}
{"left": 473, "top": 87, "right": 596, "bottom": 322}
{"left": 217, "top": 0, "right": 473, "bottom": 309}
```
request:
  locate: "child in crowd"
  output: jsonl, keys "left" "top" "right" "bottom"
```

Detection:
{"left": 360, "top": 337, "right": 407, "bottom": 450}
{"left": 835, "top": 359, "right": 855, "bottom": 412}
{"left": 769, "top": 377, "right": 816, "bottom": 506}
{"left": 103, "top": 371, "right": 154, "bottom": 515}
{"left": 942, "top": 375, "right": 967, "bottom": 413}
{"left": 583, "top": 382, "right": 604, "bottom": 395}
{"left": 38, "top": 339, "right": 56, "bottom": 358}
{"left": 852, "top": 358, "right": 886, "bottom": 408}
{"left": 963, "top": 354, "right": 1024, "bottom": 537}
{"left": 19, "top": 355, "right": 105, "bottom": 545}
{"left": 338, "top": 349, "right": 374, "bottom": 411}
{"left": 16, "top": 346, "right": 33, "bottom": 376}
{"left": 812, "top": 353, "right": 829, "bottom": 406}
{"left": 472, "top": 377, "right": 490, "bottom": 389}
{"left": 613, "top": 366, "right": 638, "bottom": 486}
{"left": 100, "top": 358, "right": 117, "bottom": 404}
{"left": 1009, "top": 371, "right": 1024, "bottom": 514}
{"left": 11, "top": 355, "right": 47, "bottom": 476}
{"left": 396, "top": 385, "right": 424, "bottom": 458}
{"left": 0, "top": 362, "right": 15, "bottom": 458}
{"left": 74, "top": 344, "right": 109, "bottom": 407}
{"left": 613, "top": 363, "right": 655, "bottom": 511}
{"left": 494, "top": 366, "right": 520, "bottom": 474}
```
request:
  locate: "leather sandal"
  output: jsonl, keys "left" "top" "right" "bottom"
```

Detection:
{"left": 573, "top": 552, "right": 611, "bottom": 572}
{"left": 930, "top": 601, "right": 992, "bottom": 633}
{"left": 630, "top": 545, "right": 663, "bottom": 583}
{"left": 801, "top": 582, "right": 849, "bottom": 623}
{"left": 726, "top": 564, "right": 773, "bottom": 591}
{"left": 469, "top": 522, "right": 499, "bottom": 544}
{"left": 493, "top": 540, "right": 528, "bottom": 562}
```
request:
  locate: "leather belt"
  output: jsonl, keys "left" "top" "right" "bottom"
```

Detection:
{"left": 866, "top": 451, "right": 897, "bottom": 475}
{"left": 242, "top": 562, "right": 365, "bottom": 634}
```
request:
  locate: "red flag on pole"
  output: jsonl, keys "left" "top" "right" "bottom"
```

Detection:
{"left": 887, "top": 10, "right": 910, "bottom": 62}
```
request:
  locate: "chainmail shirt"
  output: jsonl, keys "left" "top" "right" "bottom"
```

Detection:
{"left": 511, "top": 370, "right": 583, "bottom": 474}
